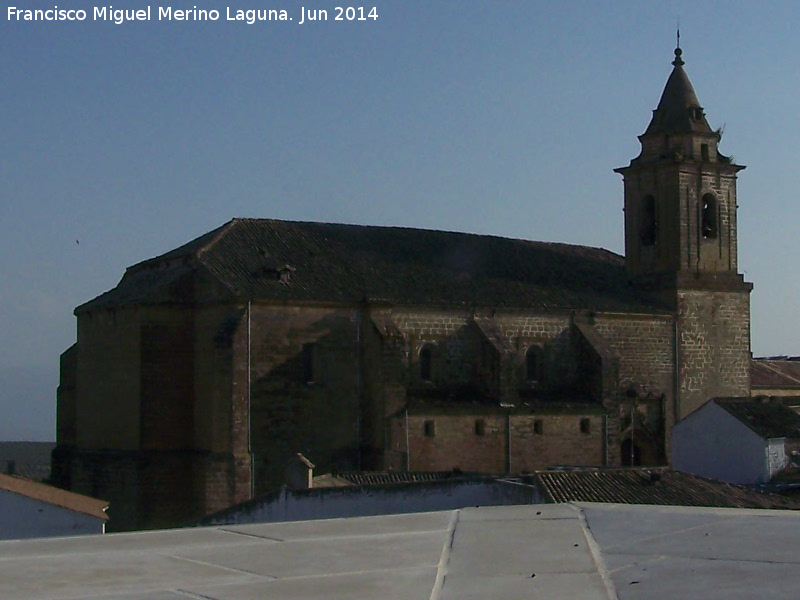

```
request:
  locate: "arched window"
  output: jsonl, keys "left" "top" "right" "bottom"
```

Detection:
{"left": 420, "top": 345, "right": 434, "bottom": 381}
{"left": 640, "top": 195, "right": 657, "bottom": 246}
{"left": 525, "top": 346, "right": 540, "bottom": 382}
{"left": 701, "top": 193, "right": 718, "bottom": 239}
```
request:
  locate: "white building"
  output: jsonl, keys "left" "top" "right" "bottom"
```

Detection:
{"left": 0, "top": 473, "right": 108, "bottom": 540}
{"left": 671, "top": 397, "right": 800, "bottom": 484}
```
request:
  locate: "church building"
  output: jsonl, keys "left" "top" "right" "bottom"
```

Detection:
{"left": 53, "top": 46, "right": 752, "bottom": 531}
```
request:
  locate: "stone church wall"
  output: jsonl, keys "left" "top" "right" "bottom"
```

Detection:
{"left": 74, "top": 307, "right": 144, "bottom": 450}
{"left": 391, "top": 412, "right": 605, "bottom": 473}
{"left": 677, "top": 290, "right": 751, "bottom": 419}
{"left": 55, "top": 300, "right": 677, "bottom": 530}
{"left": 594, "top": 314, "right": 675, "bottom": 461}
{"left": 245, "top": 304, "right": 361, "bottom": 494}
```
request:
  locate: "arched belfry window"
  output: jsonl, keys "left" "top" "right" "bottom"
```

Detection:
{"left": 701, "top": 193, "right": 718, "bottom": 239}
{"left": 525, "top": 346, "right": 540, "bottom": 382}
{"left": 640, "top": 195, "right": 657, "bottom": 246}
{"left": 420, "top": 345, "right": 434, "bottom": 382}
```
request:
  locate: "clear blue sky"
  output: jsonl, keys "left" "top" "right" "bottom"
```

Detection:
{"left": 2, "top": 1, "right": 799, "bottom": 440}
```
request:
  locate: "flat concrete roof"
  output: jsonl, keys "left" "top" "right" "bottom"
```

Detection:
{"left": 1, "top": 503, "right": 799, "bottom": 599}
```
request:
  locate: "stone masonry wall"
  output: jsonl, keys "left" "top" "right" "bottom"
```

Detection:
{"left": 391, "top": 412, "right": 604, "bottom": 474}
{"left": 74, "top": 307, "right": 143, "bottom": 450}
{"left": 390, "top": 309, "right": 580, "bottom": 397}
{"left": 595, "top": 314, "right": 674, "bottom": 462}
{"left": 376, "top": 308, "right": 674, "bottom": 471}
{"left": 678, "top": 290, "right": 751, "bottom": 419}
{"left": 245, "top": 304, "right": 361, "bottom": 494}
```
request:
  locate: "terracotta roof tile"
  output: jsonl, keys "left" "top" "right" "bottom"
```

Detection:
{"left": 536, "top": 468, "right": 799, "bottom": 509}
{"left": 0, "top": 473, "right": 109, "bottom": 521}
{"left": 333, "top": 471, "right": 469, "bottom": 486}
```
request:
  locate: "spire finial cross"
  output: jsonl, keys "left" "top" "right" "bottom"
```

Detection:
{"left": 672, "top": 24, "right": 684, "bottom": 66}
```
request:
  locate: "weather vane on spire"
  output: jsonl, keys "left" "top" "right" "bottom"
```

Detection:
{"left": 673, "top": 21, "right": 684, "bottom": 66}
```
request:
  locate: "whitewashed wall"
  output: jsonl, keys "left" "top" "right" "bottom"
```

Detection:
{"left": 0, "top": 490, "right": 105, "bottom": 540}
{"left": 766, "top": 438, "right": 788, "bottom": 479}
{"left": 672, "top": 401, "right": 770, "bottom": 484}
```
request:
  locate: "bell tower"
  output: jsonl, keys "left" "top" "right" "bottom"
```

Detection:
{"left": 615, "top": 45, "right": 752, "bottom": 420}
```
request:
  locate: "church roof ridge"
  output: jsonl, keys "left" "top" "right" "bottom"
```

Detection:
{"left": 76, "top": 217, "right": 670, "bottom": 314}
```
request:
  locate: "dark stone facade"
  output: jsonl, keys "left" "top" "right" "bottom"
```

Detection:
{"left": 52, "top": 47, "right": 754, "bottom": 530}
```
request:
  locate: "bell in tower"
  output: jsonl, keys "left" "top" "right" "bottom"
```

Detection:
{"left": 615, "top": 46, "right": 750, "bottom": 295}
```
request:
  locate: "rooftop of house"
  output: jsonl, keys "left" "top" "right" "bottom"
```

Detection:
{"left": 751, "top": 357, "right": 800, "bottom": 390}
{"left": 0, "top": 473, "right": 109, "bottom": 521}
{"left": 78, "top": 218, "right": 668, "bottom": 314}
{"left": 4, "top": 503, "right": 800, "bottom": 599}
{"left": 715, "top": 397, "right": 800, "bottom": 440}
{"left": 323, "top": 470, "right": 474, "bottom": 487}
{"left": 308, "top": 467, "right": 800, "bottom": 511}
{"left": 535, "top": 467, "right": 800, "bottom": 510}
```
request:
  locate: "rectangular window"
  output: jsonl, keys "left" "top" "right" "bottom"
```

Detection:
{"left": 534, "top": 419, "right": 543, "bottom": 435}
{"left": 424, "top": 420, "right": 436, "bottom": 438}
{"left": 474, "top": 419, "right": 486, "bottom": 436}
{"left": 580, "top": 418, "right": 591, "bottom": 435}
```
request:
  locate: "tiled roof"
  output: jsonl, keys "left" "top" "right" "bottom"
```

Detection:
{"left": 332, "top": 471, "right": 471, "bottom": 486}
{"left": 536, "top": 468, "right": 800, "bottom": 509}
{"left": 751, "top": 358, "right": 800, "bottom": 390}
{"left": 715, "top": 398, "right": 800, "bottom": 440}
{"left": 78, "top": 218, "right": 667, "bottom": 314}
{"left": 310, "top": 473, "right": 354, "bottom": 488}
{"left": 0, "top": 474, "right": 109, "bottom": 520}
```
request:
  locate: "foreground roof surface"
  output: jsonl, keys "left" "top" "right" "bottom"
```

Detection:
{"left": 3, "top": 503, "right": 800, "bottom": 599}
{"left": 80, "top": 218, "right": 665, "bottom": 313}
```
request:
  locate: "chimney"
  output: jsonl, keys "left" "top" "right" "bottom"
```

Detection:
{"left": 285, "top": 453, "right": 315, "bottom": 490}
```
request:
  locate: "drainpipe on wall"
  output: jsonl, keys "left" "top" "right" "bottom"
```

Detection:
{"left": 673, "top": 316, "right": 680, "bottom": 452}
{"left": 405, "top": 408, "right": 410, "bottom": 472}
{"left": 630, "top": 403, "right": 635, "bottom": 466}
{"left": 505, "top": 413, "right": 511, "bottom": 474}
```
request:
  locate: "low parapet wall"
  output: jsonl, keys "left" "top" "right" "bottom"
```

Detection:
{"left": 196, "top": 477, "right": 541, "bottom": 526}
